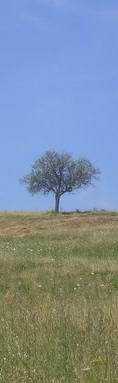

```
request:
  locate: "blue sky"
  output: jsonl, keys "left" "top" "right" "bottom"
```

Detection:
{"left": 0, "top": 0, "right": 118, "bottom": 211}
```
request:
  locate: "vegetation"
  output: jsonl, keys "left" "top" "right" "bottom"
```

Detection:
{"left": 21, "top": 150, "right": 100, "bottom": 212}
{"left": 0, "top": 212, "right": 118, "bottom": 382}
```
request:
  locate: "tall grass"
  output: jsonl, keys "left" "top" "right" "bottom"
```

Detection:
{"left": 0, "top": 213, "right": 118, "bottom": 382}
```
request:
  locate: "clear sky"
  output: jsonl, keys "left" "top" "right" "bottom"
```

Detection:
{"left": 0, "top": 0, "right": 118, "bottom": 211}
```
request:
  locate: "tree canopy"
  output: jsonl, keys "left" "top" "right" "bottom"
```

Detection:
{"left": 21, "top": 150, "right": 100, "bottom": 212}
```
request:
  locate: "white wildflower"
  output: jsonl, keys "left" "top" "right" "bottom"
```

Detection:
{"left": 82, "top": 367, "right": 91, "bottom": 372}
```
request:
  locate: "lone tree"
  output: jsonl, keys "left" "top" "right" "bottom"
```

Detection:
{"left": 21, "top": 150, "right": 100, "bottom": 213}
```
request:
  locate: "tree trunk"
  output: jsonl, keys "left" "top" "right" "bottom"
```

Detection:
{"left": 55, "top": 194, "right": 60, "bottom": 213}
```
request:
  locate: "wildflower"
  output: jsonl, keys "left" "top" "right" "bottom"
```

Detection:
{"left": 92, "top": 356, "right": 104, "bottom": 364}
{"left": 81, "top": 367, "right": 91, "bottom": 372}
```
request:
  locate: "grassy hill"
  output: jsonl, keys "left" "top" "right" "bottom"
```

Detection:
{"left": 0, "top": 212, "right": 118, "bottom": 382}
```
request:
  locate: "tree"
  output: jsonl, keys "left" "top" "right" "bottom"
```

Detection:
{"left": 21, "top": 150, "right": 100, "bottom": 213}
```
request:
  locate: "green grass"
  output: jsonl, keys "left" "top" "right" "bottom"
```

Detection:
{"left": 0, "top": 212, "right": 118, "bottom": 382}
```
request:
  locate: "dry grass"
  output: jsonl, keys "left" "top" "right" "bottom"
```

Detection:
{"left": 0, "top": 212, "right": 118, "bottom": 382}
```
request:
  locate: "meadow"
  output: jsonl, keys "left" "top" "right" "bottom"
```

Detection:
{"left": 0, "top": 211, "right": 118, "bottom": 382}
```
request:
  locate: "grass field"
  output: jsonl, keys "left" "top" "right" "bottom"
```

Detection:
{"left": 0, "top": 212, "right": 118, "bottom": 382}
